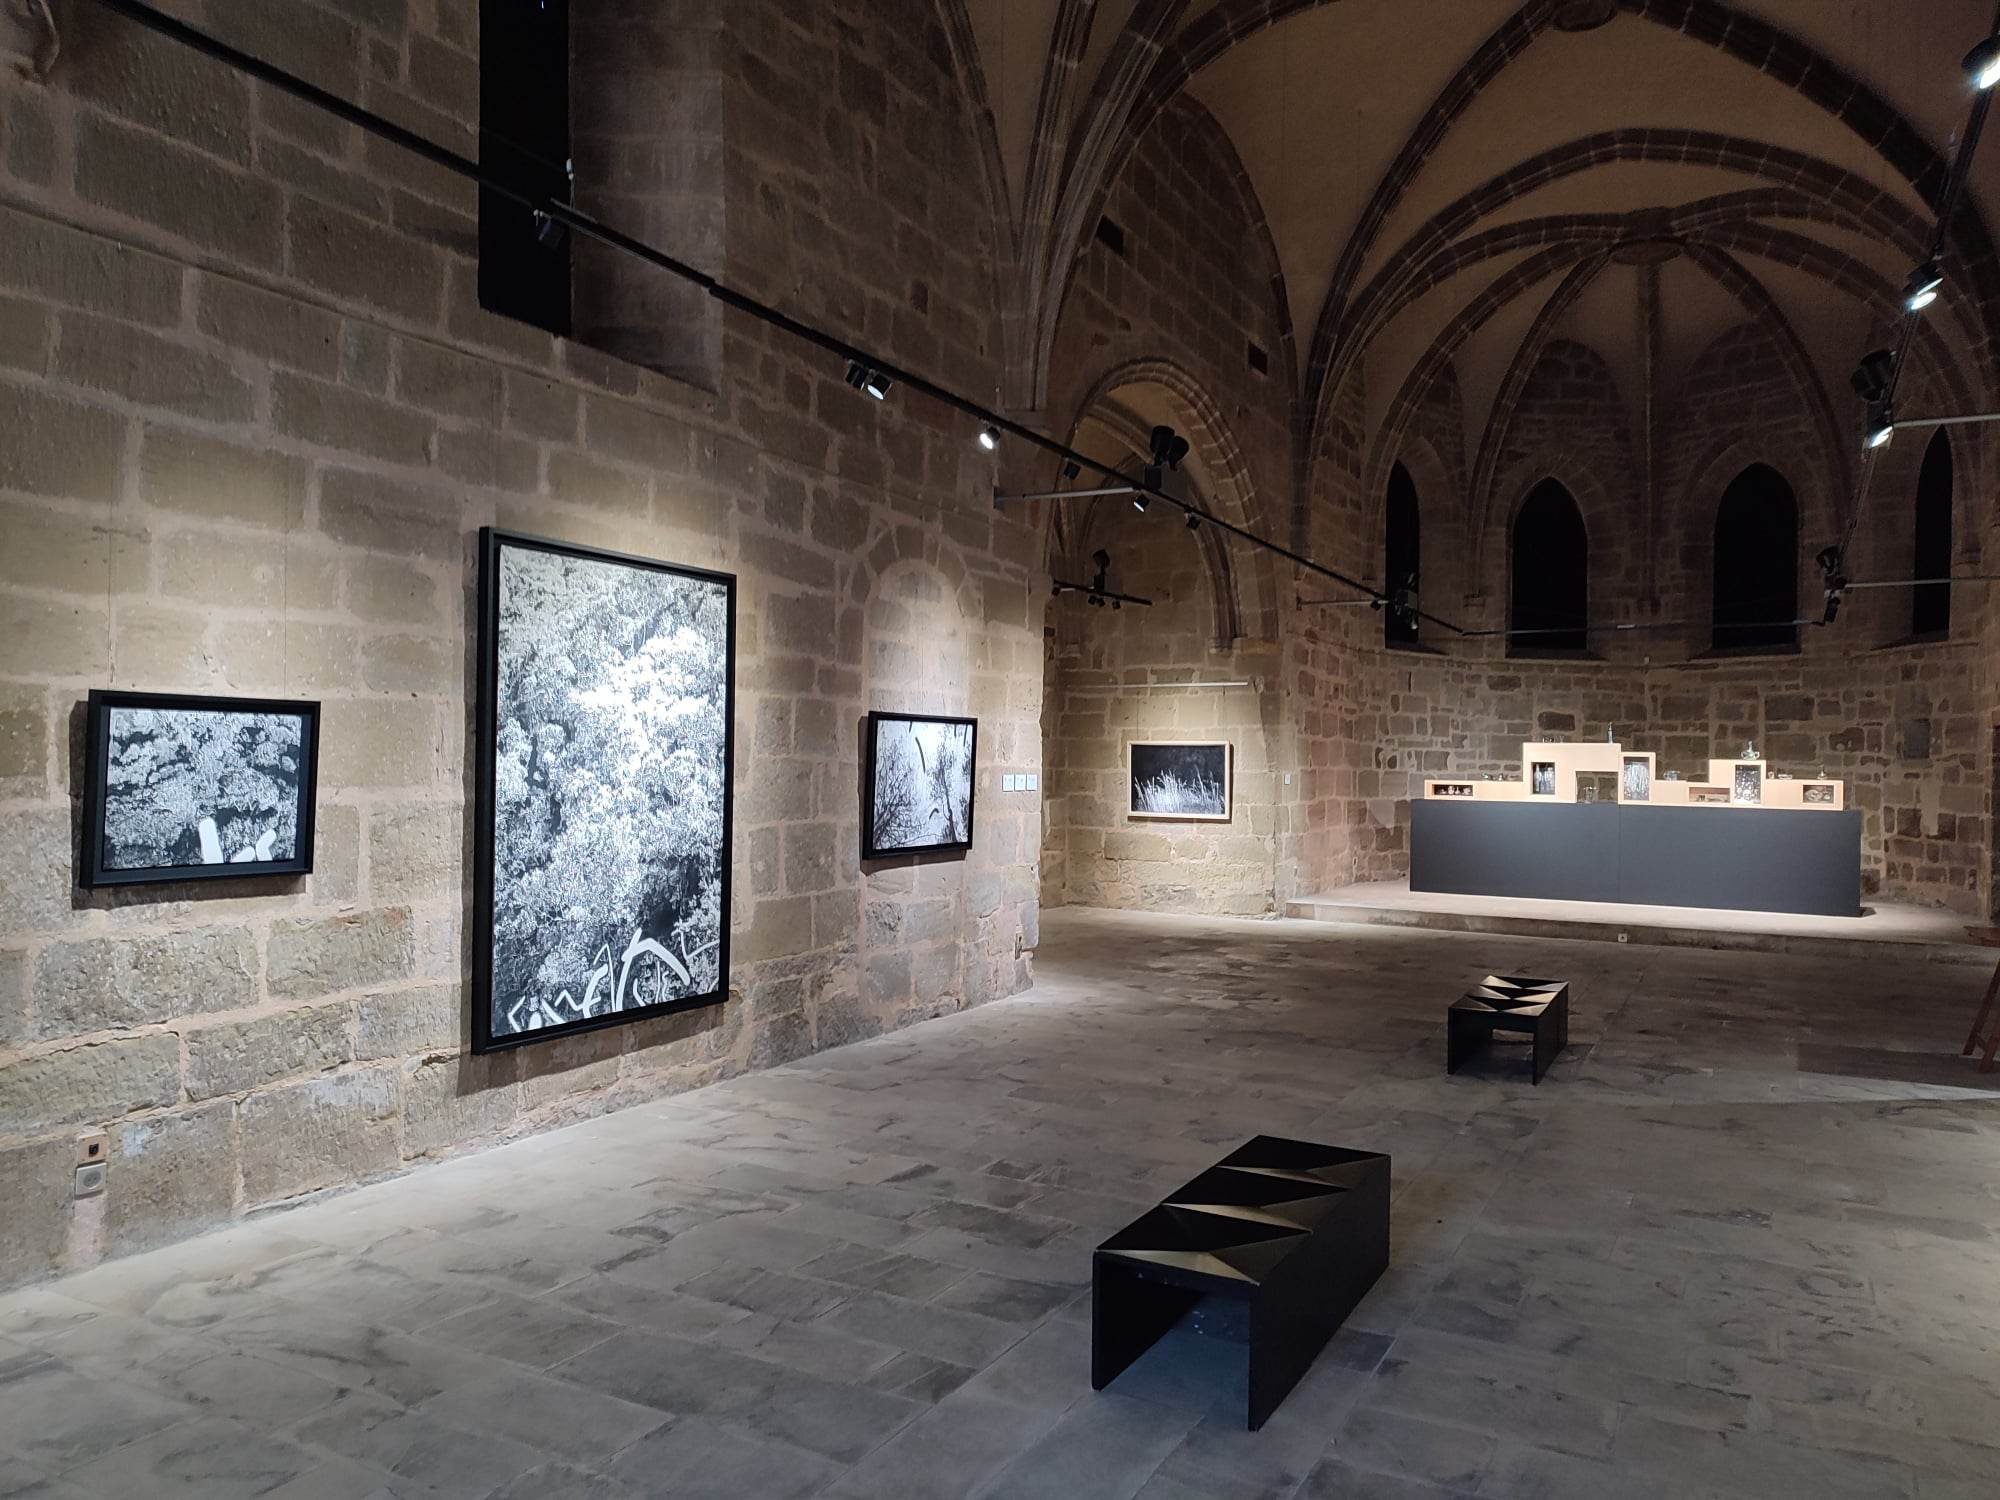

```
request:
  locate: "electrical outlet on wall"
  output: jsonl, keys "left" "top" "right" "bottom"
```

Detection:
{"left": 74, "top": 1163, "right": 107, "bottom": 1199}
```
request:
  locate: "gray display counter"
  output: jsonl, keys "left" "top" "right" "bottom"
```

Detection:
{"left": 1409, "top": 800, "right": 1862, "bottom": 918}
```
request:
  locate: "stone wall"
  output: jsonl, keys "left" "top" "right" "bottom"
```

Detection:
{"left": 0, "top": 0, "right": 1040, "bottom": 1289}
{"left": 1041, "top": 497, "right": 1280, "bottom": 916}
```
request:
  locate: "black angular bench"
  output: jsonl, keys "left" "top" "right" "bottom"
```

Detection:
{"left": 1448, "top": 974, "right": 1570, "bottom": 1085}
{"left": 1091, "top": 1135, "right": 1390, "bottom": 1430}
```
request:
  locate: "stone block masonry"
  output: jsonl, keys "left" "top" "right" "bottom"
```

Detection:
{"left": 0, "top": 0, "right": 1043, "bottom": 1290}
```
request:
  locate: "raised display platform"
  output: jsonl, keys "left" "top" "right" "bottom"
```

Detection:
{"left": 1410, "top": 799, "right": 1862, "bottom": 918}
{"left": 1285, "top": 879, "right": 1984, "bottom": 964}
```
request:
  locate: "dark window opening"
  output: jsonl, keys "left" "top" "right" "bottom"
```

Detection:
{"left": 478, "top": 0, "right": 573, "bottom": 337}
{"left": 1095, "top": 216, "right": 1127, "bottom": 257}
{"left": 1384, "top": 461, "right": 1421, "bottom": 648}
{"left": 1711, "top": 463, "right": 1798, "bottom": 652}
{"left": 1247, "top": 340, "right": 1270, "bottom": 375}
{"left": 1912, "top": 429, "right": 1952, "bottom": 638}
{"left": 1510, "top": 478, "right": 1588, "bottom": 653}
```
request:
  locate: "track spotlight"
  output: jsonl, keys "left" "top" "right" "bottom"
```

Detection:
{"left": 1148, "top": 424, "right": 1191, "bottom": 470}
{"left": 1060, "top": 460, "right": 1082, "bottom": 482}
{"left": 1850, "top": 349, "right": 1895, "bottom": 404}
{"left": 1904, "top": 259, "right": 1942, "bottom": 312}
{"left": 977, "top": 424, "right": 999, "bottom": 451}
{"left": 1864, "top": 401, "right": 1895, "bottom": 449}
{"left": 1088, "top": 593, "right": 1105, "bottom": 608}
{"left": 843, "top": 361, "right": 892, "bottom": 400}
{"left": 532, "top": 211, "right": 567, "bottom": 249}
{"left": 1968, "top": 35, "right": 2000, "bottom": 90}
{"left": 1816, "top": 544, "right": 1844, "bottom": 577}
{"left": 1051, "top": 582, "right": 1064, "bottom": 598}
{"left": 1185, "top": 511, "right": 1202, "bottom": 531}
{"left": 1132, "top": 493, "right": 1150, "bottom": 514}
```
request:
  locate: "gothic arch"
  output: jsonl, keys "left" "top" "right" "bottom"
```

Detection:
{"left": 1061, "top": 357, "right": 1277, "bottom": 644}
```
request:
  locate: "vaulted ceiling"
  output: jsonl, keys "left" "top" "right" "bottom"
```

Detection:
{"left": 956, "top": 0, "right": 2000, "bottom": 470}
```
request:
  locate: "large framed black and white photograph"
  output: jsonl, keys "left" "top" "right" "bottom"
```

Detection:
{"left": 474, "top": 530, "right": 735, "bottom": 1053}
{"left": 863, "top": 711, "right": 977, "bottom": 860}
{"left": 1128, "top": 740, "right": 1232, "bottom": 822}
{"left": 82, "top": 690, "right": 319, "bottom": 888}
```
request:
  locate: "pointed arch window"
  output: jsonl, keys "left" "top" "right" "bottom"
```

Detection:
{"left": 1509, "top": 479, "right": 1588, "bottom": 654}
{"left": 1711, "top": 464, "right": 1798, "bottom": 652}
{"left": 1385, "top": 462, "right": 1421, "bottom": 648}
{"left": 1912, "top": 430, "right": 1952, "bottom": 639}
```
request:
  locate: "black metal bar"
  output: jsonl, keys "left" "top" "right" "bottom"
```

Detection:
{"left": 1051, "top": 581, "right": 1154, "bottom": 607}
{"left": 1460, "top": 617, "right": 1821, "bottom": 640}
{"left": 1846, "top": 574, "right": 2000, "bottom": 590}
{"left": 82, "top": 0, "right": 1457, "bottom": 631}
{"left": 1892, "top": 410, "right": 2000, "bottom": 430}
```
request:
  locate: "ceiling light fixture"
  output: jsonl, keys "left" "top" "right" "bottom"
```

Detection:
{"left": 1967, "top": 34, "right": 2000, "bottom": 90}
{"left": 1904, "top": 259, "right": 1943, "bottom": 311}
{"left": 977, "top": 424, "right": 999, "bottom": 451}
{"left": 844, "top": 360, "right": 893, "bottom": 400}
{"left": 1865, "top": 401, "right": 1896, "bottom": 449}
{"left": 1850, "top": 349, "right": 1895, "bottom": 403}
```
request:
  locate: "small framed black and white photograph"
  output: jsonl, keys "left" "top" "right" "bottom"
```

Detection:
{"left": 863, "top": 711, "right": 977, "bottom": 860}
{"left": 474, "top": 530, "right": 736, "bottom": 1053}
{"left": 1128, "top": 740, "right": 1231, "bottom": 822}
{"left": 82, "top": 690, "right": 320, "bottom": 888}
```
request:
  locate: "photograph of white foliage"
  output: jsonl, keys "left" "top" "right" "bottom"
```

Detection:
{"left": 1128, "top": 740, "right": 1231, "bottom": 822}
{"left": 82, "top": 690, "right": 319, "bottom": 888}
{"left": 474, "top": 531, "right": 736, "bottom": 1052}
{"left": 863, "top": 712, "right": 978, "bottom": 859}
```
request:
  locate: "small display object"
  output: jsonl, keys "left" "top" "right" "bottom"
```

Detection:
{"left": 1620, "top": 755, "right": 1652, "bottom": 803}
{"left": 1129, "top": 740, "right": 1231, "bottom": 821}
{"left": 1731, "top": 763, "right": 1764, "bottom": 806}
{"left": 1422, "top": 739, "right": 1845, "bottom": 810}
{"left": 82, "top": 690, "right": 319, "bottom": 888}
{"left": 474, "top": 530, "right": 735, "bottom": 1053}
{"left": 863, "top": 712, "right": 977, "bottom": 859}
{"left": 1577, "top": 772, "right": 1617, "bottom": 803}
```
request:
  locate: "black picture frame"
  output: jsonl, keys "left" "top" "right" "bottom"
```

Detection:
{"left": 473, "top": 528, "right": 737, "bottom": 1053}
{"left": 861, "top": 710, "right": 979, "bottom": 860}
{"left": 1127, "top": 740, "right": 1232, "bottom": 822}
{"left": 81, "top": 689, "right": 320, "bottom": 889}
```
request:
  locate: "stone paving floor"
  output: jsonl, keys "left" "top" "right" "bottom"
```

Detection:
{"left": 2, "top": 907, "right": 1998, "bottom": 1499}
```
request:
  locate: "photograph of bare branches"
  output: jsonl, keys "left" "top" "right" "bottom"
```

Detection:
{"left": 1129, "top": 740, "right": 1231, "bottom": 822}
{"left": 82, "top": 690, "right": 319, "bottom": 887}
{"left": 864, "top": 712, "right": 978, "bottom": 859}
{"left": 474, "top": 531, "right": 735, "bottom": 1052}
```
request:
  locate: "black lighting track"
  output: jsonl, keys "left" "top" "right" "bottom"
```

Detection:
{"left": 80, "top": 0, "right": 1463, "bottom": 636}
{"left": 1839, "top": 0, "right": 2000, "bottom": 556}
{"left": 1462, "top": 617, "right": 1823, "bottom": 642}
{"left": 1051, "top": 580, "right": 1153, "bottom": 608}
